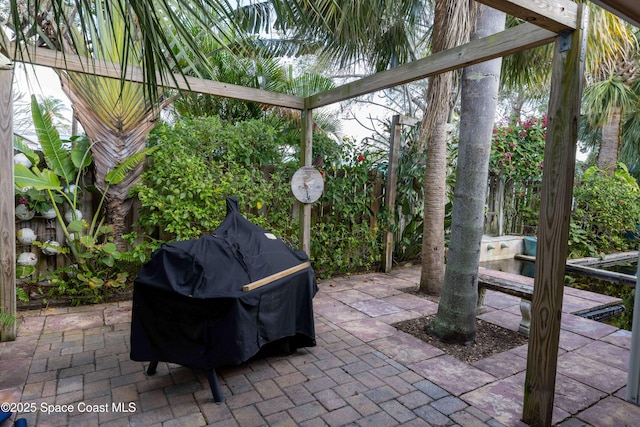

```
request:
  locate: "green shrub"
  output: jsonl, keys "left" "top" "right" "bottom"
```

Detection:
{"left": 133, "top": 117, "right": 297, "bottom": 251}
{"left": 310, "top": 141, "right": 385, "bottom": 277}
{"left": 569, "top": 163, "right": 640, "bottom": 257}
{"left": 132, "top": 118, "right": 385, "bottom": 277}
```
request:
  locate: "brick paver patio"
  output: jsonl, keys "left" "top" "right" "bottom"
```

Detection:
{"left": 1, "top": 265, "right": 639, "bottom": 426}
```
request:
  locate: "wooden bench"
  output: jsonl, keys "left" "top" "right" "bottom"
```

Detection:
{"left": 477, "top": 271, "right": 533, "bottom": 337}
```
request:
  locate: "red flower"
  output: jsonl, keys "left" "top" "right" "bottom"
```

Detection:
{"left": 357, "top": 155, "right": 365, "bottom": 162}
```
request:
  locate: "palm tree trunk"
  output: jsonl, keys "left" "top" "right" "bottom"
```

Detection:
{"left": 420, "top": 114, "right": 449, "bottom": 295}
{"left": 597, "top": 106, "right": 622, "bottom": 173}
{"left": 430, "top": 4, "right": 505, "bottom": 343}
{"left": 418, "top": 0, "right": 470, "bottom": 295}
{"left": 62, "top": 76, "right": 156, "bottom": 251}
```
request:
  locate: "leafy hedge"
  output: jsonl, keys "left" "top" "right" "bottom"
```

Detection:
{"left": 569, "top": 163, "right": 640, "bottom": 257}
{"left": 129, "top": 116, "right": 384, "bottom": 276}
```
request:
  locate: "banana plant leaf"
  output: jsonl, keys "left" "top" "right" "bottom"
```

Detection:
{"left": 14, "top": 164, "right": 62, "bottom": 192}
{"left": 31, "top": 95, "right": 76, "bottom": 185}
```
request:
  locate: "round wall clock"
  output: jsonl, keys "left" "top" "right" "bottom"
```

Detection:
{"left": 291, "top": 166, "right": 324, "bottom": 204}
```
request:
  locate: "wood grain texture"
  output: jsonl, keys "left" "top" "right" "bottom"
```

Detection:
{"left": 476, "top": 0, "right": 578, "bottom": 32}
{"left": 242, "top": 262, "right": 311, "bottom": 292}
{"left": 522, "top": 5, "right": 589, "bottom": 426}
{"left": 8, "top": 44, "right": 304, "bottom": 110}
{"left": 306, "top": 23, "right": 555, "bottom": 109}
{"left": 0, "top": 63, "right": 16, "bottom": 341}
{"left": 382, "top": 115, "right": 401, "bottom": 273}
{"left": 299, "top": 110, "right": 314, "bottom": 256}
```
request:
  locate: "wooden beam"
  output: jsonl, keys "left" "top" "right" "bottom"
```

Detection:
{"left": 591, "top": 0, "right": 640, "bottom": 28}
{"left": 306, "top": 23, "right": 555, "bottom": 109}
{"left": 522, "top": 4, "right": 589, "bottom": 426}
{"left": 0, "top": 53, "right": 16, "bottom": 342}
{"left": 476, "top": 0, "right": 579, "bottom": 32}
{"left": 7, "top": 44, "right": 305, "bottom": 110}
{"left": 242, "top": 262, "right": 311, "bottom": 292}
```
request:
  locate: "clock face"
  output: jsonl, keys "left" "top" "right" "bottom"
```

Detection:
{"left": 291, "top": 166, "right": 324, "bottom": 203}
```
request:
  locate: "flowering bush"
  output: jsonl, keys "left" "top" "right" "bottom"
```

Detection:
{"left": 489, "top": 115, "right": 547, "bottom": 233}
{"left": 490, "top": 114, "right": 546, "bottom": 186}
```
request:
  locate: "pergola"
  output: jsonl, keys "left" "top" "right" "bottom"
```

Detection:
{"left": 1, "top": 1, "right": 638, "bottom": 425}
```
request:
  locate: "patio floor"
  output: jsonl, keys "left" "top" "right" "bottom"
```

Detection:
{"left": 1, "top": 265, "right": 639, "bottom": 426}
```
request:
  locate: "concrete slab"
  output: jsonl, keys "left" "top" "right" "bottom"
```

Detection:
{"left": 460, "top": 372, "right": 571, "bottom": 426}
{"left": 349, "top": 299, "right": 403, "bottom": 317}
{"left": 575, "top": 396, "right": 640, "bottom": 427}
{"left": 312, "top": 299, "right": 369, "bottom": 323}
{"left": 370, "top": 333, "right": 444, "bottom": 364}
{"left": 338, "top": 318, "right": 399, "bottom": 342}
{"left": 557, "top": 352, "right": 627, "bottom": 394}
{"left": 472, "top": 348, "right": 527, "bottom": 379}
{"left": 573, "top": 340, "right": 630, "bottom": 372}
{"left": 477, "top": 308, "right": 521, "bottom": 332}
{"left": 560, "top": 313, "right": 619, "bottom": 339}
{"left": 600, "top": 329, "right": 632, "bottom": 350}
{"left": 409, "top": 355, "right": 496, "bottom": 396}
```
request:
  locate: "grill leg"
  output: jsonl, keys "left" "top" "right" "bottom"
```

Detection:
{"left": 146, "top": 361, "right": 159, "bottom": 376}
{"left": 207, "top": 369, "right": 224, "bottom": 403}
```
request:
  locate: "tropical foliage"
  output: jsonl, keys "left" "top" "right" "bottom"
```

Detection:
{"left": 130, "top": 115, "right": 384, "bottom": 277}
{"left": 489, "top": 114, "right": 547, "bottom": 234}
{"left": 569, "top": 163, "right": 640, "bottom": 257}
{"left": 14, "top": 97, "right": 151, "bottom": 304}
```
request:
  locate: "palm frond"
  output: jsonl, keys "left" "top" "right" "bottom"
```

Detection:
{"left": 105, "top": 146, "right": 158, "bottom": 185}
{"left": 582, "top": 76, "right": 638, "bottom": 127}
{"left": 6, "top": 0, "right": 244, "bottom": 103}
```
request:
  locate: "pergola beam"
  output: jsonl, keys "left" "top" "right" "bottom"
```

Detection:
{"left": 305, "top": 23, "right": 555, "bottom": 109}
{"left": 6, "top": 44, "right": 305, "bottom": 110}
{"left": 475, "top": 0, "right": 579, "bottom": 32}
{"left": 591, "top": 0, "right": 640, "bottom": 28}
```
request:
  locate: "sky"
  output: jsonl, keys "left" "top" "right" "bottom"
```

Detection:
{"left": 12, "top": 62, "right": 75, "bottom": 143}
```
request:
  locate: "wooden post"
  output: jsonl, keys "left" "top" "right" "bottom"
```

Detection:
{"left": 0, "top": 53, "right": 17, "bottom": 342}
{"left": 382, "top": 115, "right": 401, "bottom": 273}
{"left": 299, "top": 109, "right": 313, "bottom": 256}
{"left": 522, "top": 5, "right": 588, "bottom": 426}
{"left": 627, "top": 252, "right": 640, "bottom": 405}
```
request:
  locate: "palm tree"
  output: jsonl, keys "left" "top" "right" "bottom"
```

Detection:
{"left": 501, "top": 3, "right": 637, "bottom": 174}
{"left": 429, "top": 4, "right": 505, "bottom": 343}
{"left": 418, "top": 0, "right": 470, "bottom": 296}
{"left": 16, "top": 1, "right": 172, "bottom": 250}
{"left": 582, "top": 44, "right": 639, "bottom": 173}
{"left": 240, "top": 0, "right": 431, "bottom": 74}
{"left": 3, "top": 0, "right": 242, "bottom": 103}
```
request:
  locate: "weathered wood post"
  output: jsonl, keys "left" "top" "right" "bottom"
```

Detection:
{"left": 522, "top": 4, "right": 588, "bottom": 426}
{"left": 382, "top": 115, "right": 418, "bottom": 272}
{"left": 382, "top": 115, "right": 401, "bottom": 273}
{"left": 299, "top": 108, "right": 313, "bottom": 256}
{"left": 0, "top": 52, "right": 16, "bottom": 342}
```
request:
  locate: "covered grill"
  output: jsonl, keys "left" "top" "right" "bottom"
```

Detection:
{"left": 130, "top": 198, "right": 317, "bottom": 401}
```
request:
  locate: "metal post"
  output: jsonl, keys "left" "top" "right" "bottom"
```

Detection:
{"left": 626, "top": 252, "right": 640, "bottom": 405}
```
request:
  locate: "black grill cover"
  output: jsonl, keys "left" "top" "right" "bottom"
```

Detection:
{"left": 130, "top": 198, "right": 317, "bottom": 370}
